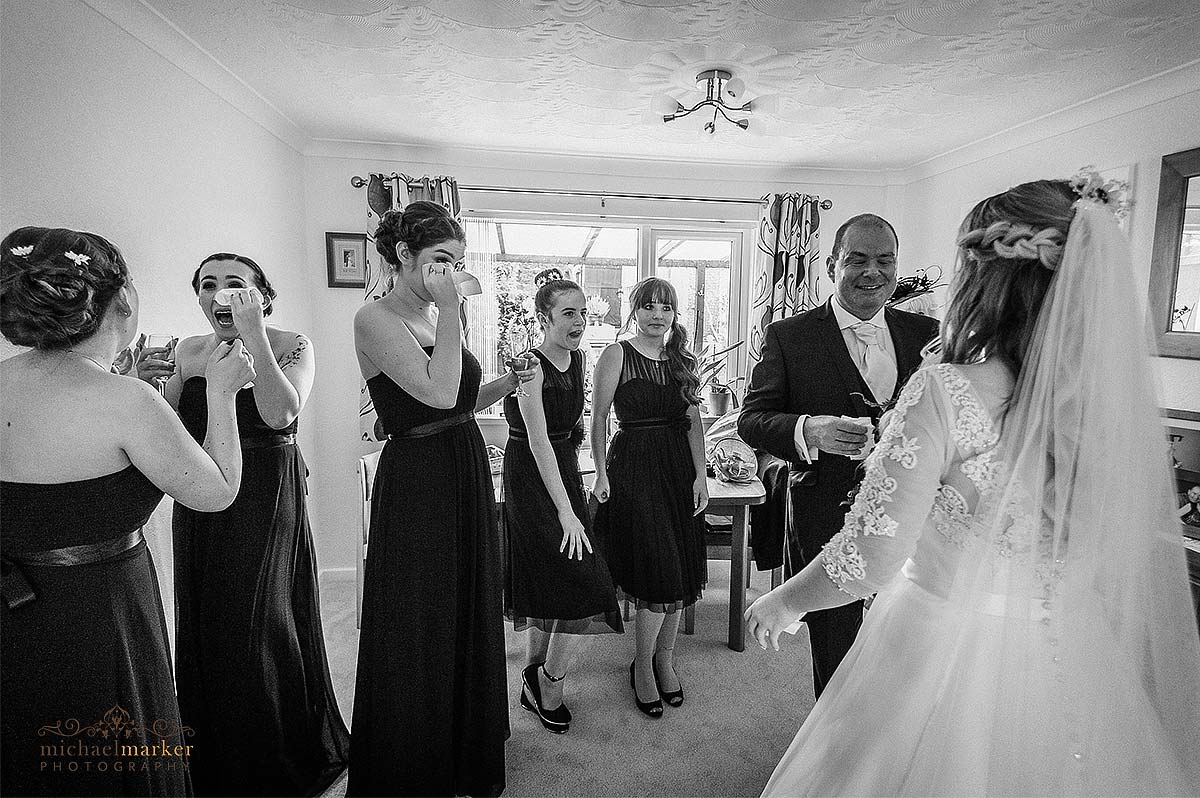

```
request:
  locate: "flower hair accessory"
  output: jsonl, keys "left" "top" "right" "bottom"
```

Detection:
{"left": 9, "top": 245, "right": 33, "bottom": 256}
{"left": 533, "top": 267, "right": 565, "bottom": 288}
{"left": 1069, "top": 166, "right": 1132, "bottom": 220}
{"left": 63, "top": 251, "right": 91, "bottom": 266}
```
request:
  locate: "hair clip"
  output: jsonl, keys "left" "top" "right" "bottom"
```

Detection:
{"left": 1069, "top": 166, "right": 1131, "bottom": 219}
{"left": 63, "top": 251, "right": 91, "bottom": 266}
{"left": 9, "top": 245, "right": 33, "bottom": 256}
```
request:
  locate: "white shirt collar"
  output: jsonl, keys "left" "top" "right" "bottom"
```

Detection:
{"left": 832, "top": 296, "right": 888, "bottom": 332}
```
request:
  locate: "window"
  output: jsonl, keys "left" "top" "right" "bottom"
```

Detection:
{"left": 463, "top": 217, "right": 747, "bottom": 415}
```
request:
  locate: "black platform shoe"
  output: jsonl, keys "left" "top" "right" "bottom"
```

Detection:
{"left": 629, "top": 661, "right": 663, "bottom": 718}
{"left": 652, "top": 650, "right": 684, "bottom": 707}
{"left": 521, "top": 663, "right": 570, "bottom": 733}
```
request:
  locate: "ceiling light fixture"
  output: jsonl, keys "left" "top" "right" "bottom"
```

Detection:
{"left": 658, "top": 69, "right": 756, "bottom": 135}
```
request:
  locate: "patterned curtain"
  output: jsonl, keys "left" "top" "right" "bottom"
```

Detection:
{"left": 358, "top": 173, "right": 461, "bottom": 442}
{"left": 746, "top": 193, "right": 823, "bottom": 371}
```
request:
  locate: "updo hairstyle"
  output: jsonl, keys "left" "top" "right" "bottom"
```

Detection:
{"left": 374, "top": 201, "right": 465, "bottom": 270}
{"left": 940, "top": 179, "right": 1076, "bottom": 376}
{"left": 190, "top": 252, "right": 277, "bottom": 316}
{"left": 533, "top": 268, "right": 582, "bottom": 321}
{"left": 0, "top": 227, "right": 130, "bottom": 349}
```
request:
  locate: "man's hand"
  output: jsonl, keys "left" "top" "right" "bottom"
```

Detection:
{"left": 803, "top": 415, "right": 871, "bottom": 457}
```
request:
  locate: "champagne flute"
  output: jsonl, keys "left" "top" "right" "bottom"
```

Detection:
{"left": 144, "top": 333, "right": 177, "bottom": 394}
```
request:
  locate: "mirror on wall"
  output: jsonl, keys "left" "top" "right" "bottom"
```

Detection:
{"left": 1149, "top": 146, "right": 1200, "bottom": 358}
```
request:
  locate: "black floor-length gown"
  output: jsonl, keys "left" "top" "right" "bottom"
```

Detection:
{"left": 593, "top": 341, "right": 706, "bottom": 611}
{"left": 1, "top": 466, "right": 190, "bottom": 797}
{"left": 349, "top": 347, "right": 508, "bottom": 797}
{"left": 173, "top": 378, "right": 349, "bottom": 797}
{"left": 502, "top": 348, "right": 622, "bottom": 635}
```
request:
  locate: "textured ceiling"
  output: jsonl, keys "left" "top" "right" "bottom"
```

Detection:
{"left": 143, "top": 0, "right": 1200, "bottom": 168}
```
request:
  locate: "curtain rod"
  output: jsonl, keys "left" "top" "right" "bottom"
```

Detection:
{"left": 349, "top": 175, "right": 833, "bottom": 210}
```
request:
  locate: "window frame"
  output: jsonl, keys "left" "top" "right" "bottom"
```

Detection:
{"left": 461, "top": 211, "right": 756, "bottom": 413}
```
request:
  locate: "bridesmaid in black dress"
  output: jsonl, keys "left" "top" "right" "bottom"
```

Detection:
{"left": 1, "top": 227, "right": 254, "bottom": 796}
{"left": 163, "top": 254, "right": 349, "bottom": 796}
{"left": 503, "top": 273, "right": 622, "bottom": 735}
{"left": 591, "top": 277, "right": 708, "bottom": 720}
{"left": 350, "top": 202, "right": 535, "bottom": 796}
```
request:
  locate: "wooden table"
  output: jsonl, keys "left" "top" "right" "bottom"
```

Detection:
{"left": 494, "top": 462, "right": 766, "bottom": 652}
{"left": 686, "top": 477, "right": 767, "bottom": 651}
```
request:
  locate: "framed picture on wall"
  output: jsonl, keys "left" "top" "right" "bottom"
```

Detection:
{"left": 326, "top": 232, "right": 368, "bottom": 289}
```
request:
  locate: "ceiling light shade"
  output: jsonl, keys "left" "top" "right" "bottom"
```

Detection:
{"left": 658, "top": 68, "right": 762, "bottom": 135}
{"left": 749, "top": 93, "right": 781, "bottom": 115}
{"left": 651, "top": 93, "right": 682, "bottom": 116}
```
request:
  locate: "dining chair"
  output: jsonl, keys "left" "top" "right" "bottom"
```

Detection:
{"left": 356, "top": 449, "right": 382, "bottom": 628}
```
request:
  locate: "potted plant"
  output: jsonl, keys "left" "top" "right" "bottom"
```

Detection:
{"left": 585, "top": 295, "right": 610, "bottom": 325}
{"left": 698, "top": 340, "right": 744, "bottom": 416}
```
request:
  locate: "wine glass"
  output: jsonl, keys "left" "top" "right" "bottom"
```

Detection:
{"left": 506, "top": 351, "right": 537, "bottom": 397}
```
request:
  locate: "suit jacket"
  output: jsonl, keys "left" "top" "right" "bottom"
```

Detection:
{"left": 737, "top": 299, "right": 939, "bottom": 569}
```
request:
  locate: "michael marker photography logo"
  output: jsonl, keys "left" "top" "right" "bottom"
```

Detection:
{"left": 37, "top": 704, "right": 193, "bottom": 775}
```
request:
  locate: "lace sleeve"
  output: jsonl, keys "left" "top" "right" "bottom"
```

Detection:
{"left": 821, "top": 366, "right": 950, "bottom": 597}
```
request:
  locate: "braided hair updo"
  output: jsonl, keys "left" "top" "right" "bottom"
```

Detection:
{"left": 374, "top": 201, "right": 465, "bottom": 270}
{"left": 1, "top": 227, "right": 130, "bottom": 349}
{"left": 940, "top": 179, "right": 1076, "bottom": 376}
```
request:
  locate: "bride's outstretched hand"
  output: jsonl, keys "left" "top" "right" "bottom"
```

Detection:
{"left": 745, "top": 588, "right": 802, "bottom": 652}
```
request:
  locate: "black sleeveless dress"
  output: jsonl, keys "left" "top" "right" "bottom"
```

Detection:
{"left": 502, "top": 349, "right": 622, "bottom": 635}
{"left": 593, "top": 341, "right": 706, "bottom": 612}
{"left": 173, "top": 378, "right": 349, "bottom": 797}
{"left": 349, "top": 347, "right": 508, "bottom": 798}
{"left": 1, "top": 466, "right": 189, "bottom": 797}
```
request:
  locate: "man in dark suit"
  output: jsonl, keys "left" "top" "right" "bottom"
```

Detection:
{"left": 738, "top": 213, "right": 938, "bottom": 697}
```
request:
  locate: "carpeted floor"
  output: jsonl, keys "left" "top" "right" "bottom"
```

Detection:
{"left": 317, "top": 561, "right": 817, "bottom": 798}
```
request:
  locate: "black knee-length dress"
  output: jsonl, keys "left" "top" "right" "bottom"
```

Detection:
{"left": 502, "top": 348, "right": 622, "bottom": 635}
{"left": 593, "top": 341, "right": 706, "bottom": 612}
{"left": 349, "top": 347, "right": 508, "bottom": 797}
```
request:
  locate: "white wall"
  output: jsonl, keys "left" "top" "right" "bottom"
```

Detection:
{"left": 899, "top": 86, "right": 1200, "bottom": 411}
{"left": 0, "top": 0, "right": 314, "bottom": 600}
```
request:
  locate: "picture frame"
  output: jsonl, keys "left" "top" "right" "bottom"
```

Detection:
{"left": 326, "top": 232, "right": 368, "bottom": 289}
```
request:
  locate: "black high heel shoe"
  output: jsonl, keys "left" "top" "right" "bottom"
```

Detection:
{"left": 629, "top": 661, "right": 663, "bottom": 718}
{"left": 652, "top": 650, "right": 684, "bottom": 708}
{"left": 521, "top": 663, "right": 570, "bottom": 733}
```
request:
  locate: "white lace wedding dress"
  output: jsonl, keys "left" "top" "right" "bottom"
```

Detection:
{"left": 762, "top": 361, "right": 1199, "bottom": 797}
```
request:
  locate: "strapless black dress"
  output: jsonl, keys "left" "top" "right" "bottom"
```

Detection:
{"left": 173, "top": 377, "right": 349, "bottom": 797}
{"left": 1, "top": 465, "right": 188, "bottom": 797}
{"left": 349, "top": 347, "right": 508, "bottom": 797}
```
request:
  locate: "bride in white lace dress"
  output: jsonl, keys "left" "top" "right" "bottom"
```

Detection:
{"left": 747, "top": 176, "right": 1200, "bottom": 796}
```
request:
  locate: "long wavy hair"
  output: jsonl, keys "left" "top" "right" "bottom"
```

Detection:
{"left": 624, "top": 277, "right": 701, "bottom": 405}
{"left": 940, "top": 179, "right": 1075, "bottom": 379}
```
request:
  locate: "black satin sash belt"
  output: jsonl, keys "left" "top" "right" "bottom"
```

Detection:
{"left": 242, "top": 433, "right": 296, "bottom": 450}
{"left": 1, "top": 530, "right": 145, "bottom": 611}
{"left": 388, "top": 412, "right": 475, "bottom": 440}
{"left": 618, "top": 416, "right": 689, "bottom": 431}
{"left": 508, "top": 428, "right": 573, "bottom": 442}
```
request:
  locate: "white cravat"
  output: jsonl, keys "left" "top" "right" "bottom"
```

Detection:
{"left": 851, "top": 320, "right": 897, "bottom": 403}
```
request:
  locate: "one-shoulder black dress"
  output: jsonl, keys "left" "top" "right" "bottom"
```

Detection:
{"left": 502, "top": 348, "right": 622, "bottom": 635}
{"left": 173, "top": 378, "right": 349, "bottom": 797}
{"left": 1, "top": 466, "right": 189, "bottom": 797}
{"left": 349, "top": 347, "right": 508, "bottom": 797}
{"left": 593, "top": 340, "right": 706, "bottom": 611}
